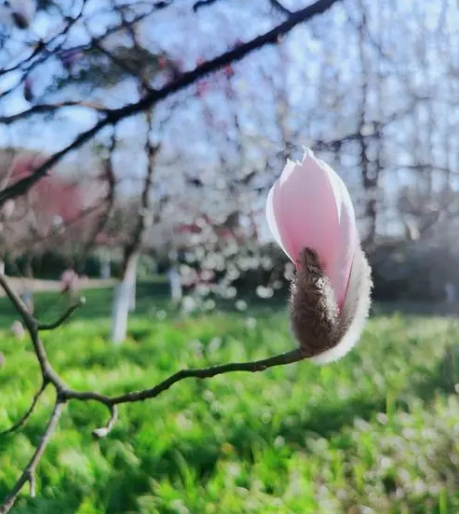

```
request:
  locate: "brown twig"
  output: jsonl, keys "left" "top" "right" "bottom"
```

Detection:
{"left": 269, "top": 0, "right": 292, "bottom": 16}
{"left": 193, "top": 0, "right": 219, "bottom": 11}
{"left": 0, "top": 0, "right": 88, "bottom": 78}
{"left": 0, "top": 380, "right": 48, "bottom": 436}
{"left": 0, "top": 399, "right": 66, "bottom": 514}
{"left": 0, "top": 101, "right": 108, "bottom": 124}
{"left": 77, "top": 129, "right": 117, "bottom": 268}
{"left": 37, "top": 297, "right": 86, "bottom": 331}
{"left": 0, "top": 274, "right": 67, "bottom": 390}
{"left": 92, "top": 405, "right": 119, "bottom": 439}
{"left": 0, "top": 266, "right": 305, "bottom": 512}
{"left": 64, "top": 348, "right": 305, "bottom": 406}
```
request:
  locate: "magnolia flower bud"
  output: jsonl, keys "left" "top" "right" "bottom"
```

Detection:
{"left": 266, "top": 149, "right": 372, "bottom": 364}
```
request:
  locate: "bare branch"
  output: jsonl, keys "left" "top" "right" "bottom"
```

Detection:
{"left": 0, "top": 273, "right": 36, "bottom": 332}
{"left": 0, "top": 0, "right": 341, "bottom": 208}
{"left": 0, "top": 0, "right": 88, "bottom": 78}
{"left": 92, "top": 405, "right": 118, "bottom": 438}
{"left": 30, "top": 203, "right": 108, "bottom": 250}
{"left": 63, "top": 348, "right": 305, "bottom": 406}
{"left": 89, "top": 39, "right": 152, "bottom": 92}
{"left": 269, "top": 0, "right": 292, "bottom": 16}
{"left": 0, "top": 381, "right": 48, "bottom": 436}
{"left": 193, "top": 0, "right": 219, "bottom": 11}
{"left": 0, "top": 261, "right": 305, "bottom": 510}
{"left": 38, "top": 297, "right": 86, "bottom": 331}
{"left": 77, "top": 130, "right": 118, "bottom": 266}
{"left": 0, "top": 274, "right": 66, "bottom": 390}
{"left": 122, "top": 109, "right": 158, "bottom": 267}
{"left": 0, "top": 400, "right": 66, "bottom": 514}
{"left": 0, "top": 101, "right": 108, "bottom": 124}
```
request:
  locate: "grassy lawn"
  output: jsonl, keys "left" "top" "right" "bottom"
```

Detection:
{"left": 1, "top": 286, "right": 459, "bottom": 513}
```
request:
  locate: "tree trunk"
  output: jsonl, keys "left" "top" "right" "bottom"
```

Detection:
{"left": 21, "top": 256, "right": 34, "bottom": 314}
{"left": 100, "top": 252, "right": 111, "bottom": 279}
{"left": 168, "top": 265, "right": 182, "bottom": 303}
{"left": 110, "top": 108, "right": 158, "bottom": 344}
{"left": 129, "top": 272, "right": 136, "bottom": 312}
{"left": 111, "top": 253, "right": 138, "bottom": 344}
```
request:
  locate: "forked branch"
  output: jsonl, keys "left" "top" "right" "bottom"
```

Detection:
{"left": 0, "top": 269, "right": 306, "bottom": 513}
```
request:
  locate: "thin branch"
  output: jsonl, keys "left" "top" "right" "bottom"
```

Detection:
{"left": 0, "top": 381, "right": 48, "bottom": 436}
{"left": 64, "top": 348, "right": 305, "bottom": 405}
{"left": 0, "top": 273, "right": 66, "bottom": 389}
{"left": 0, "top": 0, "right": 172, "bottom": 92}
{"left": 193, "top": 0, "right": 219, "bottom": 11}
{"left": 0, "top": 260, "right": 306, "bottom": 511}
{"left": 92, "top": 405, "right": 118, "bottom": 438}
{"left": 77, "top": 130, "right": 117, "bottom": 267}
{"left": 0, "top": 1, "right": 89, "bottom": 102}
{"left": 0, "top": 101, "right": 108, "bottom": 124}
{"left": 0, "top": 273, "right": 36, "bottom": 332}
{"left": 0, "top": 120, "right": 108, "bottom": 207}
{"left": 37, "top": 297, "right": 86, "bottom": 331}
{"left": 0, "top": 0, "right": 88, "bottom": 78}
{"left": 0, "top": 400, "right": 66, "bottom": 514}
{"left": 0, "top": 0, "right": 341, "bottom": 208}
{"left": 90, "top": 40, "right": 152, "bottom": 92}
{"left": 269, "top": 0, "right": 292, "bottom": 16}
{"left": 122, "top": 109, "right": 158, "bottom": 267}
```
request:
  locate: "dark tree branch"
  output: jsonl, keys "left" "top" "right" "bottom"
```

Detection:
{"left": 0, "top": 0, "right": 170, "bottom": 102}
{"left": 92, "top": 405, "right": 119, "bottom": 439}
{"left": 122, "top": 109, "right": 158, "bottom": 269}
{"left": 37, "top": 298, "right": 86, "bottom": 331}
{"left": 0, "top": 399, "right": 66, "bottom": 514}
{"left": 0, "top": 381, "right": 48, "bottom": 436}
{"left": 90, "top": 39, "right": 152, "bottom": 92}
{"left": 0, "top": 0, "right": 341, "bottom": 208}
{"left": 64, "top": 348, "right": 305, "bottom": 406}
{"left": 0, "top": 267, "right": 306, "bottom": 511}
{"left": 0, "top": 101, "right": 108, "bottom": 124}
{"left": 0, "top": 274, "right": 67, "bottom": 391}
{"left": 77, "top": 130, "right": 118, "bottom": 268}
{"left": 106, "top": 5, "right": 152, "bottom": 91}
{"left": 269, "top": 0, "right": 292, "bottom": 16}
{"left": 193, "top": 0, "right": 219, "bottom": 11}
{"left": 0, "top": 0, "right": 88, "bottom": 78}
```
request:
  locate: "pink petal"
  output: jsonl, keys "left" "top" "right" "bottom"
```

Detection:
{"left": 266, "top": 149, "right": 358, "bottom": 307}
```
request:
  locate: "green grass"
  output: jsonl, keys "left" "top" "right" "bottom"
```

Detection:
{"left": 1, "top": 287, "right": 459, "bottom": 513}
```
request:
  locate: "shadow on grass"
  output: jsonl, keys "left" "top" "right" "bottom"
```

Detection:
{"left": 9, "top": 391, "right": 388, "bottom": 514}
{"left": 4, "top": 281, "right": 459, "bottom": 513}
